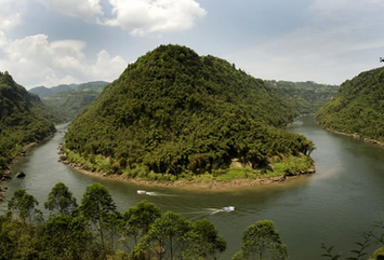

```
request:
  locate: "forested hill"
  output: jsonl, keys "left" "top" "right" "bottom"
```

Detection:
{"left": 64, "top": 45, "right": 314, "bottom": 177}
{"left": 267, "top": 80, "right": 338, "bottom": 115}
{"left": 0, "top": 71, "right": 56, "bottom": 177}
{"left": 39, "top": 81, "right": 108, "bottom": 121}
{"left": 316, "top": 67, "right": 384, "bottom": 141}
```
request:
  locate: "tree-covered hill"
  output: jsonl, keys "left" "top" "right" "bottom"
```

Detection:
{"left": 267, "top": 80, "right": 338, "bottom": 115}
{"left": 316, "top": 67, "right": 384, "bottom": 141}
{"left": 63, "top": 45, "right": 315, "bottom": 179}
{"left": 0, "top": 71, "right": 56, "bottom": 177}
{"left": 40, "top": 81, "right": 108, "bottom": 121}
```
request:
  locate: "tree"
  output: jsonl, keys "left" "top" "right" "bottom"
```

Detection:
{"left": 193, "top": 219, "right": 227, "bottom": 260}
{"left": 122, "top": 200, "right": 161, "bottom": 248}
{"left": 44, "top": 182, "right": 78, "bottom": 216}
{"left": 8, "top": 189, "right": 42, "bottom": 224}
{"left": 132, "top": 211, "right": 193, "bottom": 260}
{"left": 43, "top": 215, "right": 91, "bottom": 260}
{"left": 233, "top": 220, "right": 288, "bottom": 260}
{"left": 80, "top": 183, "right": 117, "bottom": 260}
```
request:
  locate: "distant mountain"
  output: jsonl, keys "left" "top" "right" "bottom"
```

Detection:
{"left": 267, "top": 80, "right": 338, "bottom": 115}
{"left": 29, "top": 83, "right": 78, "bottom": 97}
{"left": 316, "top": 67, "right": 384, "bottom": 141}
{"left": 40, "top": 81, "right": 109, "bottom": 121}
{"left": 0, "top": 71, "right": 56, "bottom": 177}
{"left": 63, "top": 45, "right": 315, "bottom": 177}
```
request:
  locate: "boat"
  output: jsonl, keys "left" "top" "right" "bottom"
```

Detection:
{"left": 222, "top": 206, "right": 235, "bottom": 212}
{"left": 137, "top": 190, "right": 147, "bottom": 194}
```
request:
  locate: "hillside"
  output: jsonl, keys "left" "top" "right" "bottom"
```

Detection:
{"left": 0, "top": 71, "right": 56, "bottom": 177}
{"left": 267, "top": 81, "right": 338, "bottom": 115}
{"left": 40, "top": 81, "right": 108, "bottom": 121}
{"left": 63, "top": 45, "right": 315, "bottom": 180}
{"left": 316, "top": 67, "right": 384, "bottom": 141}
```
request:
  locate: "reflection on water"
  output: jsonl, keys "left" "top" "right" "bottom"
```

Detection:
{"left": 1, "top": 117, "right": 384, "bottom": 259}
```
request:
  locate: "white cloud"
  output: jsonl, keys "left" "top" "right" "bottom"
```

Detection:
{"left": 226, "top": 0, "right": 384, "bottom": 85}
{"left": 103, "top": 0, "right": 207, "bottom": 36}
{"left": 0, "top": 0, "right": 28, "bottom": 29}
{"left": 0, "top": 31, "right": 127, "bottom": 88}
{"left": 37, "top": 0, "right": 103, "bottom": 21}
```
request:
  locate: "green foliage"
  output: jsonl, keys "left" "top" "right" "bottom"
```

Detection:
{"left": 80, "top": 183, "right": 117, "bottom": 260}
{"left": 193, "top": 219, "right": 227, "bottom": 259}
{"left": 233, "top": 219, "right": 288, "bottom": 260}
{"left": 64, "top": 45, "right": 315, "bottom": 178}
{"left": 132, "top": 210, "right": 227, "bottom": 260}
{"left": 267, "top": 80, "right": 338, "bottom": 115}
{"left": 122, "top": 200, "right": 161, "bottom": 245}
{"left": 44, "top": 182, "right": 78, "bottom": 217}
{"left": 43, "top": 215, "right": 92, "bottom": 260}
{"left": 316, "top": 67, "right": 384, "bottom": 142}
{"left": 0, "top": 71, "right": 56, "bottom": 175}
{"left": 40, "top": 81, "right": 108, "bottom": 121}
{"left": 0, "top": 212, "right": 45, "bottom": 260}
{"left": 8, "top": 189, "right": 42, "bottom": 223}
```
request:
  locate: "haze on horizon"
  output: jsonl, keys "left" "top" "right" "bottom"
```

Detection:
{"left": 0, "top": 0, "right": 383, "bottom": 89}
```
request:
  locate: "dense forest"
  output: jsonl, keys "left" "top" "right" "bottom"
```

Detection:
{"left": 0, "top": 71, "right": 56, "bottom": 179}
{"left": 316, "top": 67, "right": 384, "bottom": 141}
{"left": 37, "top": 81, "right": 108, "bottom": 121}
{"left": 267, "top": 80, "right": 338, "bottom": 115}
{"left": 63, "top": 45, "right": 315, "bottom": 180}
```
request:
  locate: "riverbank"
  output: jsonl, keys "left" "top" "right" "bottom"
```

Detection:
{"left": 59, "top": 153, "right": 315, "bottom": 192}
{"left": 1, "top": 141, "right": 39, "bottom": 178}
{"left": 316, "top": 123, "right": 384, "bottom": 147}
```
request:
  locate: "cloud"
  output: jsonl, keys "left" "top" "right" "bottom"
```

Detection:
{"left": 0, "top": 0, "right": 28, "bottom": 30}
{"left": 103, "top": 0, "right": 207, "bottom": 36}
{"left": 37, "top": 0, "right": 103, "bottom": 21}
{"left": 0, "top": 31, "right": 127, "bottom": 88}
{"left": 226, "top": 0, "right": 384, "bottom": 85}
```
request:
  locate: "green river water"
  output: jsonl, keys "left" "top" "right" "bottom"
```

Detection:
{"left": 1, "top": 115, "right": 384, "bottom": 259}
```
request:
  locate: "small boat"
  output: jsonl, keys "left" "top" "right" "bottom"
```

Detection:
{"left": 137, "top": 190, "right": 147, "bottom": 194}
{"left": 222, "top": 206, "right": 235, "bottom": 212}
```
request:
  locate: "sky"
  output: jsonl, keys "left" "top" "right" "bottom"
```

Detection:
{"left": 0, "top": 0, "right": 383, "bottom": 89}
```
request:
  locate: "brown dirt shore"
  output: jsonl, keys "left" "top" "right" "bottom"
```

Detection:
{"left": 60, "top": 159, "right": 316, "bottom": 192}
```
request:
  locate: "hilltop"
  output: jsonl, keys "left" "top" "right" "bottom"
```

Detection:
{"left": 63, "top": 45, "right": 315, "bottom": 182}
{"left": 316, "top": 67, "right": 384, "bottom": 142}
{"left": 0, "top": 71, "right": 56, "bottom": 177}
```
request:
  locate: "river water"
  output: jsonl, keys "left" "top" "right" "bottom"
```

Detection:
{"left": 1, "top": 116, "right": 384, "bottom": 259}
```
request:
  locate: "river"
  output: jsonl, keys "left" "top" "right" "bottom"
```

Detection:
{"left": 1, "top": 116, "right": 384, "bottom": 259}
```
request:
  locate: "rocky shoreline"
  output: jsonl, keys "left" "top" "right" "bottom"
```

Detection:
{"left": 0, "top": 140, "right": 45, "bottom": 201}
{"left": 59, "top": 153, "right": 315, "bottom": 192}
